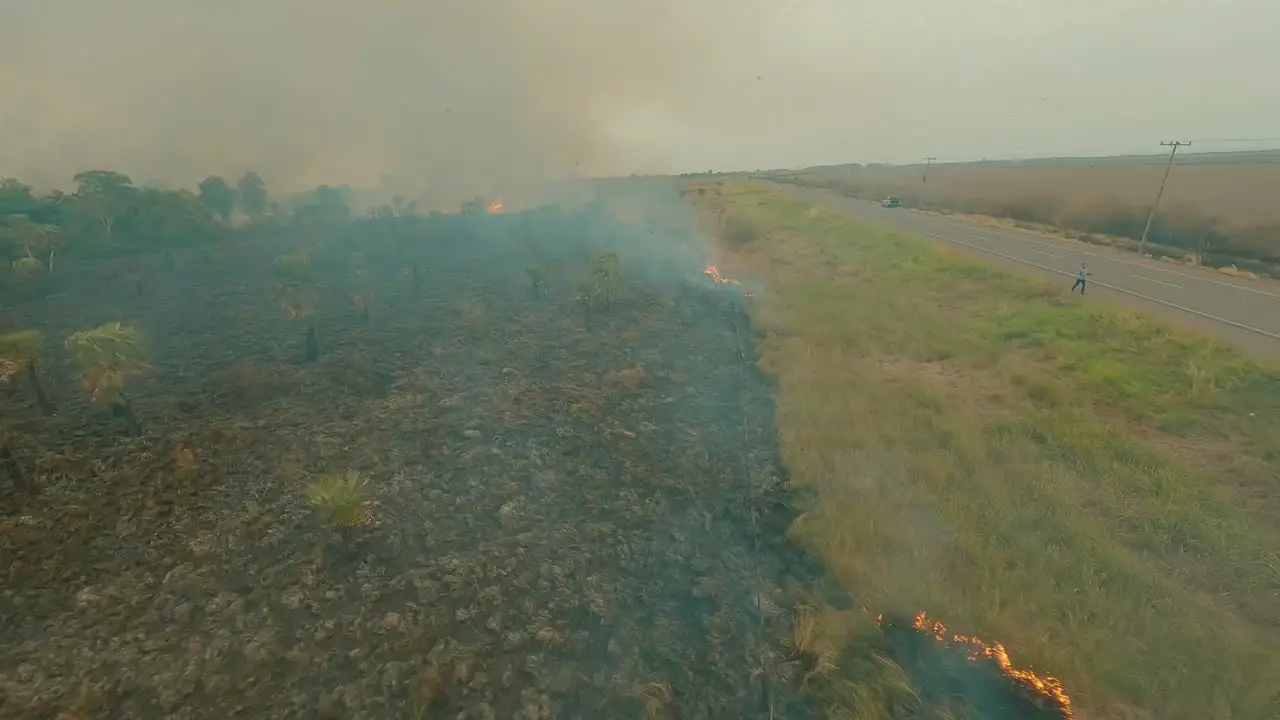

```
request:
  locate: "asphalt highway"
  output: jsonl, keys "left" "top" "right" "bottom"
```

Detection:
{"left": 772, "top": 183, "right": 1280, "bottom": 357}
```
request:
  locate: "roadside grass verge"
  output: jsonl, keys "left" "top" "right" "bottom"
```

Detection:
{"left": 688, "top": 180, "right": 1280, "bottom": 719}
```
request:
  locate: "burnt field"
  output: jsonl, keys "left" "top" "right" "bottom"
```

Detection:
{"left": 0, "top": 193, "right": 824, "bottom": 719}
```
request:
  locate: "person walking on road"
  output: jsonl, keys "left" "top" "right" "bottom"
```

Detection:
{"left": 1071, "top": 263, "right": 1090, "bottom": 294}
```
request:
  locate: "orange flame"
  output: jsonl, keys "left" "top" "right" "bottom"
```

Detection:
{"left": 903, "top": 612, "right": 1074, "bottom": 717}
{"left": 486, "top": 199, "right": 505, "bottom": 214}
{"left": 703, "top": 264, "right": 754, "bottom": 297}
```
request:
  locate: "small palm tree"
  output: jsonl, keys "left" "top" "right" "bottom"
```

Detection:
{"left": 306, "top": 470, "right": 375, "bottom": 538}
{"left": 64, "top": 322, "right": 149, "bottom": 435}
{"left": 578, "top": 251, "right": 620, "bottom": 328}
{"left": 0, "top": 330, "right": 52, "bottom": 413}
{"left": 352, "top": 267, "right": 374, "bottom": 321}
{"left": 273, "top": 251, "right": 315, "bottom": 317}
{"left": 588, "top": 251, "right": 620, "bottom": 306}
{"left": 273, "top": 251, "right": 319, "bottom": 361}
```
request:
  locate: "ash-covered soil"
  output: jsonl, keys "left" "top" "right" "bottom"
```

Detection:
{"left": 1, "top": 200, "right": 825, "bottom": 718}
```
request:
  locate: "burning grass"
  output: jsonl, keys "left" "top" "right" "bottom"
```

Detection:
{"left": 704, "top": 264, "right": 754, "bottom": 297}
{"left": 883, "top": 612, "right": 1073, "bottom": 717}
{"left": 688, "top": 179, "right": 1280, "bottom": 719}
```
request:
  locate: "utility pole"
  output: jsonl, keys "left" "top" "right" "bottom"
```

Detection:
{"left": 1137, "top": 141, "right": 1190, "bottom": 256}
{"left": 917, "top": 157, "right": 936, "bottom": 210}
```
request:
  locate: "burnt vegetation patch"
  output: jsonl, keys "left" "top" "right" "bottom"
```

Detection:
{"left": 1, "top": 179, "right": 826, "bottom": 718}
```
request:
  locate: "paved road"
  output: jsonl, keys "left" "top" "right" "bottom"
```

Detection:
{"left": 772, "top": 183, "right": 1280, "bottom": 357}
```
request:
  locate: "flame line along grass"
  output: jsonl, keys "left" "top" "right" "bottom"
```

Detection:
{"left": 688, "top": 179, "right": 1280, "bottom": 720}
{"left": 703, "top": 264, "right": 754, "bottom": 297}
{"left": 891, "top": 611, "right": 1074, "bottom": 717}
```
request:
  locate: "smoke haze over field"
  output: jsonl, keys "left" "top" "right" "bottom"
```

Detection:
{"left": 2, "top": 0, "right": 1278, "bottom": 194}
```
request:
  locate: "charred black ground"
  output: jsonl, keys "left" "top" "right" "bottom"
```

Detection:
{"left": 0, "top": 191, "right": 826, "bottom": 718}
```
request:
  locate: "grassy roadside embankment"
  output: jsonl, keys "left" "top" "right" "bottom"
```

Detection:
{"left": 687, "top": 180, "right": 1280, "bottom": 719}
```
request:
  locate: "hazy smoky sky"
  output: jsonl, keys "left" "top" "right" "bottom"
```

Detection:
{"left": 2, "top": 0, "right": 1278, "bottom": 195}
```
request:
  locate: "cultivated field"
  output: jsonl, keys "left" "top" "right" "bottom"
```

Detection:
{"left": 688, "top": 180, "right": 1280, "bottom": 719}
{"left": 766, "top": 151, "right": 1280, "bottom": 269}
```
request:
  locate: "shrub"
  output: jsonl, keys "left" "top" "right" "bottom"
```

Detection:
{"left": 0, "top": 330, "right": 52, "bottom": 413}
{"left": 306, "top": 470, "right": 374, "bottom": 534}
{"left": 12, "top": 256, "right": 42, "bottom": 276}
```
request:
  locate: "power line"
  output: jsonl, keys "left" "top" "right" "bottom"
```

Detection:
{"left": 1026, "top": 156, "right": 1280, "bottom": 167}
{"left": 1186, "top": 136, "right": 1280, "bottom": 144}
{"left": 1138, "top": 141, "right": 1189, "bottom": 256}
{"left": 1006, "top": 148, "right": 1280, "bottom": 163}
{"left": 927, "top": 139, "right": 1280, "bottom": 166}
{"left": 955, "top": 151, "right": 1280, "bottom": 167}
{"left": 856, "top": 146, "right": 1280, "bottom": 170}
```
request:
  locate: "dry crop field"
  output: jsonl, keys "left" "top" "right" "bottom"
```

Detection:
{"left": 768, "top": 152, "right": 1280, "bottom": 266}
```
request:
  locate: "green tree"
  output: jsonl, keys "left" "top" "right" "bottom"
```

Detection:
{"left": 311, "top": 185, "right": 350, "bottom": 220}
{"left": 125, "top": 188, "right": 218, "bottom": 247}
{"left": 2, "top": 215, "right": 63, "bottom": 272}
{"left": 236, "top": 171, "right": 268, "bottom": 217}
{"left": 197, "top": 176, "right": 237, "bottom": 222}
{"left": 0, "top": 178, "right": 62, "bottom": 225}
{"left": 72, "top": 170, "right": 135, "bottom": 244}
{"left": 0, "top": 178, "right": 37, "bottom": 216}
{"left": 72, "top": 170, "right": 133, "bottom": 197}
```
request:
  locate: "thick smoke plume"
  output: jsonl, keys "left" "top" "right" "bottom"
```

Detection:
{"left": 6, "top": 0, "right": 1279, "bottom": 195}
{"left": 0, "top": 0, "right": 829, "bottom": 201}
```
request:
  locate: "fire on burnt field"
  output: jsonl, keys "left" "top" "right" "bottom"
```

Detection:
{"left": 1, "top": 181, "right": 1078, "bottom": 719}
{"left": 0, "top": 186, "right": 823, "bottom": 718}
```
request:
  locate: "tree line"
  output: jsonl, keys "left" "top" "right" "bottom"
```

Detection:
{"left": 0, "top": 169, "right": 363, "bottom": 273}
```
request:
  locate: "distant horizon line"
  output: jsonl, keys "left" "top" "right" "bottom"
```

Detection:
{"left": 779, "top": 146, "right": 1280, "bottom": 171}
{"left": 7, "top": 146, "right": 1279, "bottom": 195}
